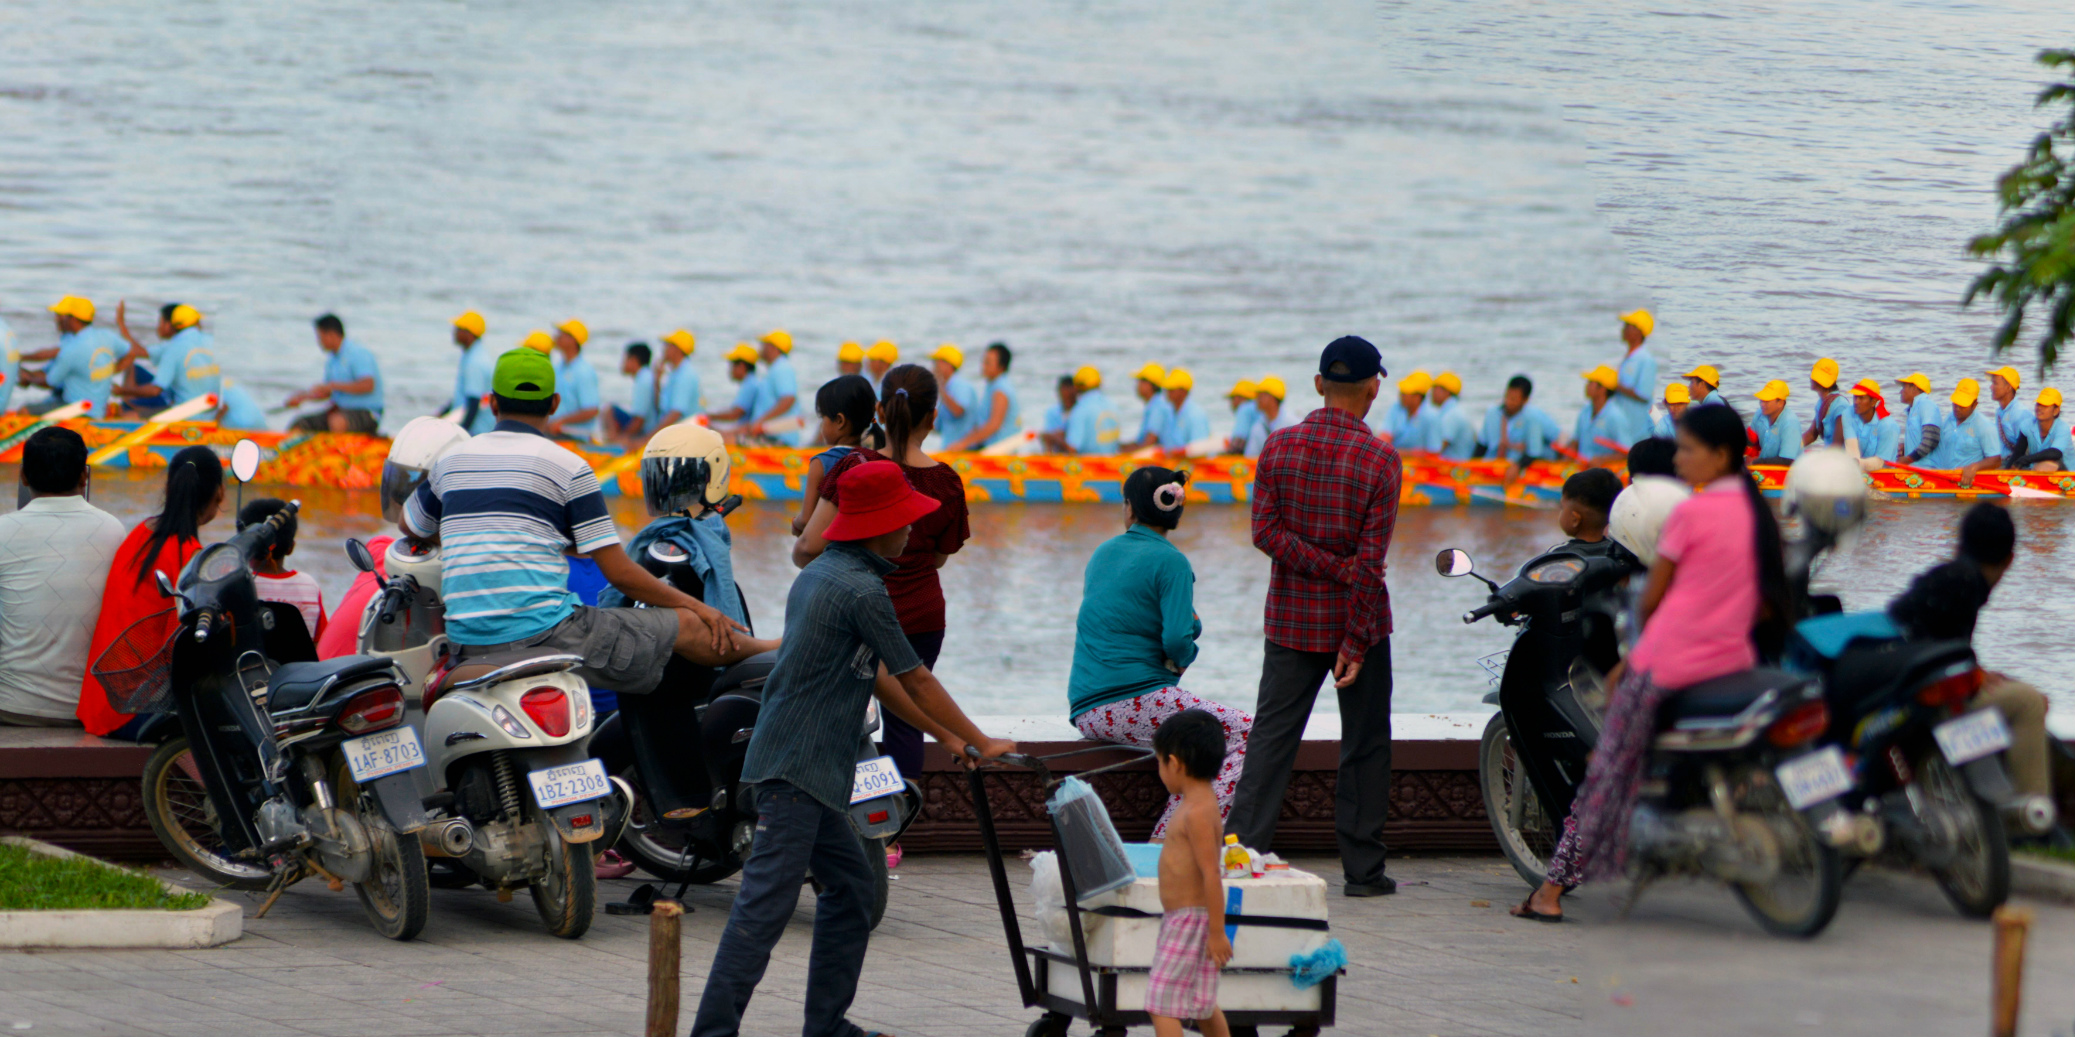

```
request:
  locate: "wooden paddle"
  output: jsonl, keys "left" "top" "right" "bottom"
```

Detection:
{"left": 88, "top": 394, "right": 220, "bottom": 466}
{"left": 978, "top": 429, "right": 1039, "bottom": 457}
{"left": 0, "top": 401, "right": 92, "bottom": 456}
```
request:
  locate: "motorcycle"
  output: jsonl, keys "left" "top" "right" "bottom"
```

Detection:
{"left": 1442, "top": 542, "right": 1849, "bottom": 937}
{"left": 347, "top": 535, "right": 631, "bottom": 939}
{"left": 110, "top": 442, "right": 429, "bottom": 939}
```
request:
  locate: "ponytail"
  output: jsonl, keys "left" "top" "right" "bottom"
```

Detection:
{"left": 878, "top": 364, "right": 939, "bottom": 459}
{"left": 1678, "top": 405, "right": 1791, "bottom": 657}
{"left": 136, "top": 446, "right": 223, "bottom": 588}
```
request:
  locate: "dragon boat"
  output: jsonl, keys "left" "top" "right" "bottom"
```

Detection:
{"left": 4, "top": 414, "right": 2069, "bottom": 505}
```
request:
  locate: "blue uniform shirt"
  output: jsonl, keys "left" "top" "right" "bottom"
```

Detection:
{"left": 1040, "top": 401, "right": 1068, "bottom": 435}
{"left": 1613, "top": 348, "right": 1657, "bottom": 431}
{"left": 1919, "top": 407, "right": 2002, "bottom": 470}
{"left": 149, "top": 328, "right": 221, "bottom": 406}
{"left": 1478, "top": 404, "right": 1561, "bottom": 463}
{"left": 0, "top": 317, "right": 18, "bottom": 415}
{"left": 1573, "top": 400, "right": 1639, "bottom": 460}
{"left": 1752, "top": 406, "right": 1804, "bottom": 461}
{"left": 453, "top": 339, "right": 498, "bottom": 434}
{"left": 1433, "top": 397, "right": 1476, "bottom": 459}
{"left": 1160, "top": 396, "right": 1211, "bottom": 448}
{"left": 1381, "top": 401, "right": 1435, "bottom": 450}
{"left": 217, "top": 383, "right": 268, "bottom": 430}
{"left": 660, "top": 361, "right": 702, "bottom": 423}
{"left": 1230, "top": 400, "right": 1260, "bottom": 447}
{"left": 979, "top": 376, "right": 1021, "bottom": 447}
{"left": 729, "top": 372, "right": 761, "bottom": 417}
{"left": 1808, "top": 393, "right": 1847, "bottom": 446}
{"left": 1993, "top": 399, "right": 2031, "bottom": 457}
{"left": 750, "top": 356, "right": 800, "bottom": 446}
{"left": 551, "top": 354, "right": 601, "bottom": 438}
{"left": 1850, "top": 413, "right": 1902, "bottom": 465}
{"left": 1066, "top": 389, "right": 1121, "bottom": 454}
{"left": 46, "top": 327, "right": 121, "bottom": 414}
{"left": 1901, "top": 394, "right": 1940, "bottom": 457}
{"left": 325, "top": 339, "right": 384, "bottom": 414}
{"left": 1137, "top": 395, "right": 1175, "bottom": 445}
{"left": 936, "top": 372, "right": 982, "bottom": 446}
{"left": 2016, "top": 415, "right": 2073, "bottom": 460}
{"left": 625, "top": 366, "right": 660, "bottom": 431}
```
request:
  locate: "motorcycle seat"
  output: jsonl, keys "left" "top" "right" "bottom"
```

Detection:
{"left": 1656, "top": 668, "right": 1808, "bottom": 726}
{"left": 428, "top": 648, "right": 582, "bottom": 702}
{"left": 268, "top": 656, "right": 400, "bottom": 713}
{"left": 1823, "top": 639, "right": 1973, "bottom": 714}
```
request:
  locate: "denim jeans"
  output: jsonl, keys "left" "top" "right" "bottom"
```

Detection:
{"left": 689, "top": 781, "right": 875, "bottom": 1037}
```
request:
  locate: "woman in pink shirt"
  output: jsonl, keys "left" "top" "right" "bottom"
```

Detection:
{"left": 1514, "top": 404, "right": 1791, "bottom": 922}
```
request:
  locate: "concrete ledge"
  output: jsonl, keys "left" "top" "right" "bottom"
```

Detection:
{"left": 0, "top": 837, "right": 240, "bottom": 948}
{"left": 2013, "top": 854, "right": 2075, "bottom": 905}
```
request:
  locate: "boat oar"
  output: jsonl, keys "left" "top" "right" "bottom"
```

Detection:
{"left": 0, "top": 401, "right": 93, "bottom": 455}
{"left": 1469, "top": 486, "right": 1557, "bottom": 509}
{"left": 88, "top": 394, "right": 220, "bottom": 466}
{"left": 979, "top": 430, "right": 1038, "bottom": 457}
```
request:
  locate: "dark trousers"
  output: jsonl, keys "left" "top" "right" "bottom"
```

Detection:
{"left": 878, "top": 628, "right": 943, "bottom": 781}
{"left": 690, "top": 781, "right": 874, "bottom": 1037}
{"left": 1226, "top": 637, "right": 1394, "bottom": 884}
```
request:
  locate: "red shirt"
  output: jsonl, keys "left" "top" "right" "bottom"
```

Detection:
{"left": 79, "top": 522, "right": 199, "bottom": 736}
{"left": 1250, "top": 406, "right": 1400, "bottom": 659}
{"left": 821, "top": 449, "right": 970, "bottom": 634}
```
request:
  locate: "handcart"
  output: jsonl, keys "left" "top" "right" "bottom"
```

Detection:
{"left": 967, "top": 745, "right": 1338, "bottom": 1037}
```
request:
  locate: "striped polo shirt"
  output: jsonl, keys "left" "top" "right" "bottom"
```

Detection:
{"left": 401, "top": 421, "right": 620, "bottom": 645}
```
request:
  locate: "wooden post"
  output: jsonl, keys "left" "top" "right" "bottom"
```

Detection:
{"left": 646, "top": 900, "right": 685, "bottom": 1037}
{"left": 1991, "top": 904, "right": 2032, "bottom": 1037}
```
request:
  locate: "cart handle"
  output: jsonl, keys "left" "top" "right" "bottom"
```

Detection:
{"left": 965, "top": 743, "right": 1156, "bottom": 790}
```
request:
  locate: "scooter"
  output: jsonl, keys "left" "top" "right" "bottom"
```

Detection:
{"left": 346, "top": 535, "right": 631, "bottom": 939}
{"left": 119, "top": 452, "right": 428, "bottom": 940}
{"left": 1443, "top": 542, "right": 1850, "bottom": 937}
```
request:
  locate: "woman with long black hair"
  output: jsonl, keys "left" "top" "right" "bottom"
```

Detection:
{"left": 79, "top": 446, "right": 225, "bottom": 738}
{"left": 1513, "top": 403, "right": 1791, "bottom": 921}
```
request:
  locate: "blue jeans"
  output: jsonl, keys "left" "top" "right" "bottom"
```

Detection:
{"left": 690, "top": 781, "right": 875, "bottom": 1037}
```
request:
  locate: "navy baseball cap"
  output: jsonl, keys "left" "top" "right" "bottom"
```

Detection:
{"left": 1319, "top": 335, "right": 1384, "bottom": 382}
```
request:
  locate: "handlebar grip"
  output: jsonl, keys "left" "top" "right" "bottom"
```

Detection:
{"left": 1463, "top": 601, "right": 1504, "bottom": 624}
{"left": 193, "top": 611, "right": 214, "bottom": 643}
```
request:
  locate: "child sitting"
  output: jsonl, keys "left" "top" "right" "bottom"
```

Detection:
{"left": 1557, "top": 467, "right": 1622, "bottom": 552}
{"left": 792, "top": 374, "right": 879, "bottom": 536}
{"left": 239, "top": 498, "right": 326, "bottom": 641}
{"left": 1149, "top": 709, "right": 1234, "bottom": 1037}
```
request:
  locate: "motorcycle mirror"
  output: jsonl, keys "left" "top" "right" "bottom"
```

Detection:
{"left": 230, "top": 439, "right": 262, "bottom": 484}
{"left": 344, "top": 537, "right": 376, "bottom": 574}
{"left": 154, "top": 570, "right": 176, "bottom": 599}
{"left": 1436, "top": 548, "right": 1476, "bottom": 578}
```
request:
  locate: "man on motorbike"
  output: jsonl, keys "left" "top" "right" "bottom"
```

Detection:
{"left": 398, "top": 349, "right": 775, "bottom": 693}
{"left": 1886, "top": 503, "right": 2058, "bottom": 827}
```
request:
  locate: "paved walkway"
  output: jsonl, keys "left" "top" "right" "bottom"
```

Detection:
{"left": 0, "top": 853, "right": 2067, "bottom": 1036}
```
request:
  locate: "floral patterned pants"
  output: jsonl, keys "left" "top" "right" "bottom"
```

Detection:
{"left": 1544, "top": 668, "right": 1673, "bottom": 888}
{"left": 1073, "top": 687, "right": 1253, "bottom": 839}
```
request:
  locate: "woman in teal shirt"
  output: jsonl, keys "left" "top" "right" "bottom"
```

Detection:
{"left": 1067, "top": 466, "right": 1254, "bottom": 837}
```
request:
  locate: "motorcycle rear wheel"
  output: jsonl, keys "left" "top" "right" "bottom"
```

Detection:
{"left": 529, "top": 806, "right": 597, "bottom": 939}
{"left": 804, "top": 830, "right": 890, "bottom": 931}
{"left": 1478, "top": 714, "right": 1555, "bottom": 887}
{"left": 141, "top": 737, "right": 274, "bottom": 891}
{"left": 334, "top": 757, "right": 429, "bottom": 941}
{"left": 1728, "top": 777, "right": 1843, "bottom": 938}
{"left": 1916, "top": 752, "right": 2011, "bottom": 918}
{"left": 615, "top": 770, "right": 742, "bottom": 885}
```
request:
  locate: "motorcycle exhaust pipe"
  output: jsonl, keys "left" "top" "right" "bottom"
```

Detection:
{"left": 2005, "top": 795, "right": 2057, "bottom": 836}
{"left": 419, "top": 817, "right": 475, "bottom": 858}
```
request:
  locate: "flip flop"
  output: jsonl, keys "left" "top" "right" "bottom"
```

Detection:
{"left": 1510, "top": 896, "right": 1563, "bottom": 923}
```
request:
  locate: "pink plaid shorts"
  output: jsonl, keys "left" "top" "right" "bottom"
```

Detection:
{"left": 1145, "top": 906, "right": 1219, "bottom": 1021}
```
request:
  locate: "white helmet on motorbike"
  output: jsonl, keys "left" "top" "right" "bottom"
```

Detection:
{"left": 1783, "top": 447, "right": 1867, "bottom": 536}
{"left": 642, "top": 423, "right": 731, "bottom": 516}
{"left": 380, "top": 416, "right": 471, "bottom": 523}
{"left": 1608, "top": 475, "right": 1690, "bottom": 567}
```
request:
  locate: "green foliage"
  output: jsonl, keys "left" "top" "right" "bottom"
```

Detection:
{"left": 1966, "top": 49, "right": 2075, "bottom": 370}
{"left": 0, "top": 843, "right": 211, "bottom": 911}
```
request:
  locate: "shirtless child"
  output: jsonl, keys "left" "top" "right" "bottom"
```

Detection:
{"left": 1149, "top": 709, "right": 1234, "bottom": 1037}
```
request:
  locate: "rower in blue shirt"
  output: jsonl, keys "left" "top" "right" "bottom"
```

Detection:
{"left": 931, "top": 344, "right": 984, "bottom": 448}
{"left": 708, "top": 342, "right": 764, "bottom": 435}
{"left": 1652, "top": 383, "right": 1691, "bottom": 439}
{"left": 1475, "top": 375, "right": 1562, "bottom": 468}
{"left": 449, "top": 311, "right": 498, "bottom": 434}
{"left": 1683, "top": 365, "right": 1729, "bottom": 410}
{"left": 1130, "top": 363, "right": 1174, "bottom": 449}
{"left": 1917, "top": 379, "right": 2006, "bottom": 487}
{"left": 1611, "top": 309, "right": 1657, "bottom": 433}
{"left": 287, "top": 313, "right": 384, "bottom": 433}
{"left": 1895, "top": 372, "right": 1943, "bottom": 463}
{"left": 215, "top": 381, "right": 268, "bottom": 430}
{"left": 1750, "top": 380, "right": 1803, "bottom": 462}
{"left": 0, "top": 313, "right": 17, "bottom": 415}
{"left": 653, "top": 330, "right": 702, "bottom": 430}
{"left": 22, "top": 295, "right": 123, "bottom": 416}
{"left": 605, "top": 342, "right": 659, "bottom": 443}
{"left": 1570, "top": 367, "right": 1641, "bottom": 461}
{"left": 1064, "top": 367, "right": 1121, "bottom": 455}
{"left": 1840, "top": 379, "right": 1902, "bottom": 472}
{"left": 743, "top": 330, "right": 801, "bottom": 447}
{"left": 1156, "top": 369, "right": 1211, "bottom": 449}
{"left": 965, "top": 342, "right": 1023, "bottom": 450}
{"left": 1802, "top": 358, "right": 1846, "bottom": 448}
{"left": 1224, "top": 378, "right": 1261, "bottom": 455}
{"left": 547, "top": 320, "right": 602, "bottom": 440}
{"left": 1381, "top": 371, "right": 1437, "bottom": 451}
{"left": 1986, "top": 366, "right": 2031, "bottom": 458}
{"left": 1427, "top": 371, "right": 1476, "bottom": 459}
{"left": 2009, "top": 388, "right": 2072, "bottom": 471}
{"left": 112, "top": 301, "right": 218, "bottom": 413}
{"left": 1038, "top": 374, "right": 1075, "bottom": 450}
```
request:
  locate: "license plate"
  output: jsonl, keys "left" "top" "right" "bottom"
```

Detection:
{"left": 1934, "top": 709, "right": 2011, "bottom": 766}
{"left": 850, "top": 756, "right": 904, "bottom": 805}
{"left": 342, "top": 727, "right": 425, "bottom": 783}
{"left": 1776, "top": 747, "right": 1854, "bottom": 810}
{"left": 528, "top": 759, "right": 611, "bottom": 810}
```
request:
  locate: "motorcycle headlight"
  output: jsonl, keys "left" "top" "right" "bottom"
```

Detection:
{"left": 1524, "top": 557, "right": 1586, "bottom": 585}
{"left": 195, "top": 545, "right": 245, "bottom": 583}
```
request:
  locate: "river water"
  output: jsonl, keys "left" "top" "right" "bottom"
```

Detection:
{"left": 3, "top": 0, "right": 2070, "bottom": 717}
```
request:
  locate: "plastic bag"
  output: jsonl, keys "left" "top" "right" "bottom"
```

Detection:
{"left": 1045, "top": 776, "right": 1136, "bottom": 901}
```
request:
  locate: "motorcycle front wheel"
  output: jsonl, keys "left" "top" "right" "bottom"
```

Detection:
{"left": 615, "top": 769, "right": 742, "bottom": 885}
{"left": 528, "top": 806, "right": 597, "bottom": 939}
{"left": 334, "top": 757, "right": 429, "bottom": 941}
{"left": 1728, "top": 773, "right": 1843, "bottom": 938}
{"left": 1916, "top": 752, "right": 2011, "bottom": 918}
{"left": 141, "top": 737, "right": 275, "bottom": 891}
{"left": 1478, "top": 714, "right": 1555, "bottom": 887}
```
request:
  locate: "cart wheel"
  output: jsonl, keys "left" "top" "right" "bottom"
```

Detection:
{"left": 1023, "top": 1013, "right": 1070, "bottom": 1037}
{"left": 1284, "top": 1028, "right": 1322, "bottom": 1037}
{"left": 1229, "top": 1027, "right": 1261, "bottom": 1037}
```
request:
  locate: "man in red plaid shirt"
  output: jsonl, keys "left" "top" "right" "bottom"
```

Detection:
{"left": 1227, "top": 335, "right": 1402, "bottom": 896}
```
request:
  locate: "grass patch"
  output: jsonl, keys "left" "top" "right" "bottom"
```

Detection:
{"left": 2017, "top": 844, "right": 2075, "bottom": 868}
{"left": 0, "top": 844, "right": 211, "bottom": 911}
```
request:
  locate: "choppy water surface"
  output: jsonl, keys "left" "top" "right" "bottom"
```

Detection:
{"left": 3, "top": 1, "right": 2071, "bottom": 715}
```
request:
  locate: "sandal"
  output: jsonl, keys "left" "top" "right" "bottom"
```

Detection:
{"left": 885, "top": 842, "right": 904, "bottom": 870}
{"left": 1510, "top": 895, "right": 1563, "bottom": 923}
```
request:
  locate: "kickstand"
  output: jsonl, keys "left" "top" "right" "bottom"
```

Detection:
{"left": 604, "top": 835, "right": 698, "bottom": 916}
{"left": 252, "top": 863, "right": 304, "bottom": 919}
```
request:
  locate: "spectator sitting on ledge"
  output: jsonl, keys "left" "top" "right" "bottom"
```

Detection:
{"left": 0, "top": 427, "right": 126, "bottom": 728}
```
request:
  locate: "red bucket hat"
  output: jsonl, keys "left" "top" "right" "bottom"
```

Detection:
{"left": 824, "top": 461, "right": 941, "bottom": 542}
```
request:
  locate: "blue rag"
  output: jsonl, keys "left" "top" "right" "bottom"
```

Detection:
{"left": 1288, "top": 938, "right": 1347, "bottom": 989}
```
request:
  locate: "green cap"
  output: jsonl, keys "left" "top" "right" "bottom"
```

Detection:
{"left": 494, "top": 348, "right": 557, "bottom": 400}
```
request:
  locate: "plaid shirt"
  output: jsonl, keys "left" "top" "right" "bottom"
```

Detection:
{"left": 1250, "top": 406, "right": 1400, "bottom": 658}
